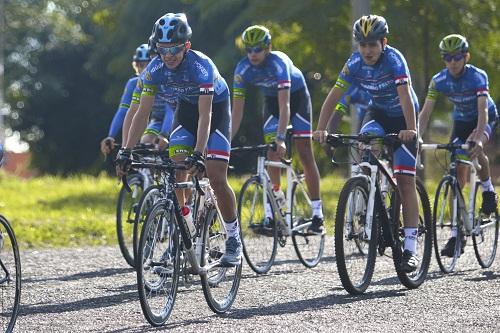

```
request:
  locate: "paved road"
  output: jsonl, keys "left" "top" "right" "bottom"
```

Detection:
{"left": 15, "top": 241, "right": 500, "bottom": 332}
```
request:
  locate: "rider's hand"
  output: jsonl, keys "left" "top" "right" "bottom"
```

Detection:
{"left": 398, "top": 129, "right": 417, "bottom": 142}
{"left": 100, "top": 137, "right": 115, "bottom": 155}
{"left": 185, "top": 151, "right": 205, "bottom": 176}
{"left": 468, "top": 140, "right": 483, "bottom": 159}
{"left": 313, "top": 130, "right": 328, "bottom": 144}
{"left": 115, "top": 148, "right": 132, "bottom": 177}
{"left": 154, "top": 134, "right": 169, "bottom": 151}
{"left": 274, "top": 139, "right": 286, "bottom": 159}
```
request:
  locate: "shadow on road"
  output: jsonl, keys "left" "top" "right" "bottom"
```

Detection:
{"left": 23, "top": 267, "right": 134, "bottom": 284}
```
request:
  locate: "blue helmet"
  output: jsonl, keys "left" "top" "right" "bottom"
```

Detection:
{"left": 147, "top": 35, "right": 157, "bottom": 56}
{"left": 133, "top": 44, "right": 150, "bottom": 61}
{"left": 152, "top": 13, "right": 192, "bottom": 44}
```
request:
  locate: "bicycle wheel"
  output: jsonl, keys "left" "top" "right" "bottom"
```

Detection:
{"left": 133, "top": 185, "right": 162, "bottom": 262}
{"left": 335, "top": 177, "right": 377, "bottom": 294}
{"left": 472, "top": 182, "right": 499, "bottom": 268}
{"left": 201, "top": 206, "right": 242, "bottom": 313}
{"left": 137, "top": 200, "right": 180, "bottom": 327}
{"left": 391, "top": 178, "right": 433, "bottom": 289}
{"left": 117, "top": 173, "right": 143, "bottom": 267}
{"left": 291, "top": 179, "right": 325, "bottom": 268}
{"left": 0, "top": 216, "right": 21, "bottom": 333}
{"left": 433, "top": 176, "right": 460, "bottom": 273}
{"left": 238, "top": 176, "right": 278, "bottom": 274}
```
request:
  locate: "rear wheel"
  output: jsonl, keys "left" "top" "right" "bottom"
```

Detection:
{"left": 392, "top": 178, "right": 433, "bottom": 289}
{"left": 291, "top": 180, "right": 325, "bottom": 268}
{"left": 472, "top": 182, "right": 499, "bottom": 268}
{"left": 201, "top": 206, "right": 242, "bottom": 313}
{"left": 335, "top": 177, "right": 377, "bottom": 294}
{"left": 238, "top": 176, "right": 278, "bottom": 274}
{"left": 433, "top": 176, "right": 460, "bottom": 273}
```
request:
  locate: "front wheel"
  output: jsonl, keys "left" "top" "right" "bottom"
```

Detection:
{"left": 0, "top": 215, "right": 21, "bottom": 333}
{"left": 238, "top": 176, "right": 278, "bottom": 274}
{"left": 133, "top": 185, "right": 162, "bottom": 263}
{"left": 472, "top": 182, "right": 499, "bottom": 268}
{"left": 201, "top": 206, "right": 242, "bottom": 313}
{"left": 392, "top": 178, "right": 433, "bottom": 289}
{"left": 291, "top": 179, "right": 325, "bottom": 268}
{"left": 335, "top": 176, "right": 377, "bottom": 295}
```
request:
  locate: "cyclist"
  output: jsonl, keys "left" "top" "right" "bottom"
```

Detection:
{"left": 418, "top": 34, "right": 498, "bottom": 257}
{"left": 314, "top": 15, "right": 420, "bottom": 272}
{"left": 117, "top": 13, "right": 241, "bottom": 267}
{"left": 232, "top": 25, "right": 325, "bottom": 234}
{"left": 100, "top": 43, "right": 174, "bottom": 154}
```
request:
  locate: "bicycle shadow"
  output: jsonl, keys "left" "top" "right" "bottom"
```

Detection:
{"left": 464, "top": 270, "right": 500, "bottom": 282}
{"left": 22, "top": 267, "right": 134, "bottom": 284}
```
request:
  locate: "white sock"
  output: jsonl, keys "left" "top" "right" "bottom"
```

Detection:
{"left": 404, "top": 228, "right": 418, "bottom": 254}
{"left": 224, "top": 219, "right": 240, "bottom": 240}
{"left": 265, "top": 202, "right": 273, "bottom": 218}
{"left": 481, "top": 178, "right": 495, "bottom": 192}
{"left": 311, "top": 199, "right": 324, "bottom": 219}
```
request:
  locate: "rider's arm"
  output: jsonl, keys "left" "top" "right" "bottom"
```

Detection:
{"left": 108, "top": 78, "right": 136, "bottom": 138}
{"left": 195, "top": 94, "right": 213, "bottom": 153}
{"left": 317, "top": 86, "right": 344, "bottom": 131}
{"left": 473, "top": 96, "right": 488, "bottom": 142}
{"left": 231, "top": 97, "right": 245, "bottom": 140}
{"left": 122, "top": 103, "right": 139, "bottom": 146}
{"left": 124, "top": 94, "right": 154, "bottom": 149}
{"left": 418, "top": 98, "right": 436, "bottom": 137}
{"left": 277, "top": 88, "right": 290, "bottom": 137}
{"left": 397, "top": 84, "right": 416, "bottom": 131}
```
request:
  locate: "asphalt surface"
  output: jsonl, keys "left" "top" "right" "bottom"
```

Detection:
{"left": 14, "top": 240, "right": 500, "bottom": 332}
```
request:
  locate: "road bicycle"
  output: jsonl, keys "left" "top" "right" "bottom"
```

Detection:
{"left": 125, "top": 149, "right": 242, "bottom": 326}
{"left": 232, "top": 133, "right": 325, "bottom": 274}
{"left": 327, "top": 133, "right": 432, "bottom": 294}
{"left": 0, "top": 147, "right": 21, "bottom": 333}
{"left": 421, "top": 142, "right": 499, "bottom": 272}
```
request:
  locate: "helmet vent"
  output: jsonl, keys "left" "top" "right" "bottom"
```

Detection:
{"left": 170, "top": 19, "right": 178, "bottom": 26}
{"left": 159, "top": 19, "right": 165, "bottom": 25}
{"left": 167, "top": 29, "right": 174, "bottom": 39}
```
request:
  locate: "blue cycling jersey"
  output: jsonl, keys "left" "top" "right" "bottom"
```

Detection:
{"left": 132, "top": 77, "right": 176, "bottom": 121}
{"left": 426, "top": 64, "right": 498, "bottom": 122}
{"left": 335, "top": 45, "right": 419, "bottom": 117}
{"left": 233, "top": 51, "right": 306, "bottom": 98}
{"left": 336, "top": 84, "right": 372, "bottom": 115}
{"left": 108, "top": 77, "right": 137, "bottom": 138}
{"left": 140, "top": 51, "right": 229, "bottom": 104}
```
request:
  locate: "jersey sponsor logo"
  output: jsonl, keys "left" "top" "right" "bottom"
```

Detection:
{"left": 234, "top": 74, "right": 243, "bottom": 85}
{"left": 347, "top": 56, "right": 360, "bottom": 67}
{"left": 238, "top": 63, "right": 251, "bottom": 75}
{"left": 194, "top": 61, "right": 209, "bottom": 79}
{"left": 150, "top": 62, "right": 163, "bottom": 74}
{"left": 434, "top": 73, "right": 446, "bottom": 83}
{"left": 389, "top": 51, "right": 403, "bottom": 67}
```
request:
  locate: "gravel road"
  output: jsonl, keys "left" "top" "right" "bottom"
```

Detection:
{"left": 14, "top": 240, "right": 500, "bottom": 332}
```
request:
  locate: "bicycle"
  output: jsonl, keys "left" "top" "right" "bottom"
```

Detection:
{"left": 421, "top": 142, "right": 499, "bottom": 273}
{"left": 326, "top": 133, "right": 432, "bottom": 294}
{"left": 125, "top": 150, "right": 242, "bottom": 326}
{"left": 232, "top": 132, "right": 325, "bottom": 274}
{"left": 0, "top": 147, "right": 21, "bottom": 333}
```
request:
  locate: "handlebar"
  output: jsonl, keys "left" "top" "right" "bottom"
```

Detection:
{"left": 420, "top": 142, "right": 481, "bottom": 171}
{"left": 326, "top": 133, "right": 401, "bottom": 147}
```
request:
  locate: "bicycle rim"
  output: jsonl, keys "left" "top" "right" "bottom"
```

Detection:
{"left": 0, "top": 216, "right": 21, "bottom": 333}
{"left": 291, "top": 181, "right": 325, "bottom": 268}
{"left": 133, "top": 185, "right": 162, "bottom": 263}
{"left": 472, "top": 182, "right": 499, "bottom": 268}
{"left": 201, "top": 207, "right": 242, "bottom": 313}
{"left": 335, "top": 177, "right": 377, "bottom": 294}
{"left": 137, "top": 201, "right": 180, "bottom": 327}
{"left": 238, "top": 177, "right": 278, "bottom": 274}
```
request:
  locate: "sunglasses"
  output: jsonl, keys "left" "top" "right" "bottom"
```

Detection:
{"left": 156, "top": 44, "right": 185, "bottom": 56}
{"left": 245, "top": 46, "right": 265, "bottom": 54}
{"left": 443, "top": 53, "right": 465, "bottom": 62}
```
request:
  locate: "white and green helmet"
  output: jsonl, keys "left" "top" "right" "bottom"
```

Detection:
{"left": 439, "top": 34, "right": 469, "bottom": 54}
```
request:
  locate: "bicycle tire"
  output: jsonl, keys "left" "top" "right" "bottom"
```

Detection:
{"left": 238, "top": 176, "right": 278, "bottom": 274}
{"left": 335, "top": 176, "right": 377, "bottom": 294}
{"left": 136, "top": 200, "right": 180, "bottom": 327}
{"left": 392, "top": 178, "right": 433, "bottom": 289}
{"left": 116, "top": 173, "right": 143, "bottom": 267}
{"left": 291, "top": 180, "right": 325, "bottom": 268}
{"left": 201, "top": 206, "right": 242, "bottom": 313}
{"left": 0, "top": 215, "right": 21, "bottom": 333}
{"left": 133, "top": 185, "right": 162, "bottom": 263}
{"left": 432, "top": 176, "right": 461, "bottom": 273}
{"left": 472, "top": 181, "right": 499, "bottom": 268}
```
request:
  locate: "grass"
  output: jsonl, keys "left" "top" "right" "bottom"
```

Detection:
{"left": 0, "top": 170, "right": 439, "bottom": 249}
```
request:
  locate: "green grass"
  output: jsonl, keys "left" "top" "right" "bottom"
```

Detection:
{"left": 0, "top": 171, "right": 438, "bottom": 249}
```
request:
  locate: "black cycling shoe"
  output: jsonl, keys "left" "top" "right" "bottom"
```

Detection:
{"left": 307, "top": 216, "right": 325, "bottom": 235}
{"left": 440, "top": 236, "right": 466, "bottom": 257}
{"left": 400, "top": 250, "right": 419, "bottom": 273}
{"left": 481, "top": 191, "right": 498, "bottom": 215}
{"left": 249, "top": 218, "right": 275, "bottom": 237}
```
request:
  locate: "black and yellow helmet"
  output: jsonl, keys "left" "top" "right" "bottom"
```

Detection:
{"left": 241, "top": 25, "right": 271, "bottom": 47}
{"left": 439, "top": 34, "right": 469, "bottom": 54}
{"left": 353, "top": 15, "right": 388, "bottom": 42}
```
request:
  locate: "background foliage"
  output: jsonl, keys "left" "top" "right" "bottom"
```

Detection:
{"left": 3, "top": 0, "right": 499, "bottom": 174}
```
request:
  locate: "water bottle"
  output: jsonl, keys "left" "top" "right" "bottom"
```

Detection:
{"left": 181, "top": 206, "right": 197, "bottom": 238}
